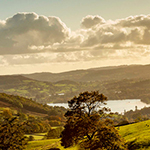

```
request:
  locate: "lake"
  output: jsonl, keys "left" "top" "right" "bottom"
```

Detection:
{"left": 47, "top": 99, "right": 150, "bottom": 114}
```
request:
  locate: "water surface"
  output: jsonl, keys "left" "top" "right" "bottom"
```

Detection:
{"left": 47, "top": 99, "right": 150, "bottom": 114}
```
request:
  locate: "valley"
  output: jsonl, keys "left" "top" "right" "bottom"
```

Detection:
{"left": 0, "top": 64, "right": 150, "bottom": 104}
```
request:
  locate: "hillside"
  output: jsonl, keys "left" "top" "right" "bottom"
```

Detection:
{"left": 23, "top": 64, "right": 150, "bottom": 82}
{"left": 1, "top": 72, "right": 150, "bottom": 104}
{"left": 23, "top": 70, "right": 89, "bottom": 82}
{"left": 0, "top": 75, "right": 58, "bottom": 103}
{"left": 0, "top": 93, "right": 66, "bottom": 117}
{"left": 119, "top": 120, "right": 150, "bottom": 149}
{"left": 101, "top": 78, "right": 150, "bottom": 103}
{"left": 23, "top": 64, "right": 150, "bottom": 103}
{"left": 25, "top": 120, "right": 150, "bottom": 150}
{"left": 0, "top": 75, "right": 83, "bottom": 104}
{"left": 0, "top": 92, "right": 67, "bottom": 137}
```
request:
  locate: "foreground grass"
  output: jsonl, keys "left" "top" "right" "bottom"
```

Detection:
{"left": 25, "top": 133, "right": 47, "bottom": 140}
{"left": 26, "top": 139, "right": 59, "bottom": 150}
{"left": 26, "top": 120, "right": 150, "bottom": 150}
{"left": 119, "top": 120, "right": 150, "bottom": 149}
{"left": 25, "top": 139, "right": 77, "bottom": 150}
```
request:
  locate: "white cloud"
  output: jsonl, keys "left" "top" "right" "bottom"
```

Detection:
{"left": 0, "top": 12, "right": 70, "bottom": 54}
{"left": 118, "top": 15, "right": 150, "bottom": 28}
{"left": 0, "top": 56, "right": 8, "bottom": 66}
{"left": 0, "top": 13, "right": 150, "bottom": 70}
{"left": 81, "top": 15, "right": 105, "bottom": 28}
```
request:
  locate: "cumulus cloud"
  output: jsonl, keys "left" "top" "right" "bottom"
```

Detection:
{"left": 78, "top": 14, "right": 150, "bottom": 54}
{"left": 118, "top": 15, "right": 150, "bottom": 28}
{"left": 0, "top": 51, "right": 94, "bottom": 66}
{"left": 0, "top": 56, "right": 8, "bottom": 66}
{"left": 0, "top": 12, "right": 70, "bottom": 54}
{"left": 1, "top": 13, "right": 150, "bottom": 69}
{"left": 81, "top": 15, "right": 105, "bottom": 28}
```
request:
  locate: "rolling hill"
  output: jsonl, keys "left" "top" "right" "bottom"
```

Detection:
{"left": 0, "top": 92, "right": 66, "bottom": 117}
{"left": 0, "top": 75, "right": 58, "bottom": 103}
{"left": 25, "top": 120, "right": 150, "bottom": 150}
{"left": 0, "top": 64, "right": 150, "bottom": 104}
{"left": 23, "top": 64, "right": 150, "bottom": 82}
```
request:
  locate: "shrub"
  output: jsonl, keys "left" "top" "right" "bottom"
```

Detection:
{"left": 46, "top": 127, "right": 63, "bottom": 139}
{"left": 28, "top": 135, "right": 35, "bottom": 141}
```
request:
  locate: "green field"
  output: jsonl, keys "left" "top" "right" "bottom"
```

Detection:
{"left": 25, "top": 139, "right": 77, "bottom": 150}
{"left": 25, "top": 132, "right": 77, "bottom": 150}
{"left": 119, "top": 120, "right": 150, "bottom": 150}
{"left": 25, "top": 133, "right": 47, "bottom": 140}
{"left": 26, "top": 120, "right": 150, "bottom": 150}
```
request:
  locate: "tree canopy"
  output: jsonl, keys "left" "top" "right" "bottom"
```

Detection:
{"left": 61, "top": 91, "right": 126, "bottom": 150}
{"left": 0, "top": 117, "right": 27, "bottom": 150}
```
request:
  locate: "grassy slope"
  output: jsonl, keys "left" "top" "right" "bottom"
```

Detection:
{"left": 0, "top": 93, "right": 66, "bottom": 119}
{"left": 0, "top": 75, "right": 79, "bottom": 103}
{"left": 26, "top": 120, "right": 150, "bottom": 150}
{"left": 25, "top": 133, "right": 47, "bottom": 140}
{"left": 119, "top": 120, "right": 150, "bottom": 149}
{"left": 0, "top": 75, "right": 56, "bottom": 99}
{"left": 25, "top": 131, "right": 77, "bottom": 150}
{"left": 26, "top": 139, "right": 77, "bottom": 150}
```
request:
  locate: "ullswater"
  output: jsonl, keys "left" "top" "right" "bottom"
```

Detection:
{"left": 47, "top": 99, "right": 150, "bottom": 114}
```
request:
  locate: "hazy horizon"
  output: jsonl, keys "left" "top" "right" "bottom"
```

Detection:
{"left": 0, "top": 63, "right": 149, "bottom": 76}
{"left": 0, "top": 0, "right": 150, "bottom": 75}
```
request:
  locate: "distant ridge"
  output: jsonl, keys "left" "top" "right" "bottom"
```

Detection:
{"left": 88, "top": 64, "right": 138, "bottom": 71}
{"left": 0, "top": 74, "right": 56, "bottom": 103}
{"left": 1, "top": 64, "right": 150, "bottom": 104}
{"left": 54, "top": 80, "right": 78, "bottom": 85}
{"left": 23, "top": 64, "right": 150, "bottom": 82}
{"left": 0, "top": 75, "right": 33, "bottom": 84}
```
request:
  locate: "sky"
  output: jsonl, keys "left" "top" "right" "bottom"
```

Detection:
{"left": 0, "top": 0, "right": 150, "bottom": 75}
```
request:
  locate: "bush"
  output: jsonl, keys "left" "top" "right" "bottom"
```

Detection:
{"left": 118, "top": 120, "right": 130, "bottom": 126}
{"left": 49, "top": 120, "right": 61, "bottom": 126}
{"left": 46, "top": 127, "right": 63, "bottom": 139}
{"left": 48, "top": 148, "right": 60, "bottom": 150}
{"left": 28, "top": 135, "right": 35, "bottom": 141}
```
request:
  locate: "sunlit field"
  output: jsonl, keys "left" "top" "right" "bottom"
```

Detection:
{"left": 120, "top": 120, "right": 150, "bottom": 150}
{"left": 25, "top": 139, "right": 77, "bottom": 150}
{"left": 26, "top": 120, "right": 150, "bottom": 150}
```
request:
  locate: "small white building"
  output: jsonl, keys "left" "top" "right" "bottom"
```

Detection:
{"left": 58, "top": 93, "right": 65, "bottom": 96}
